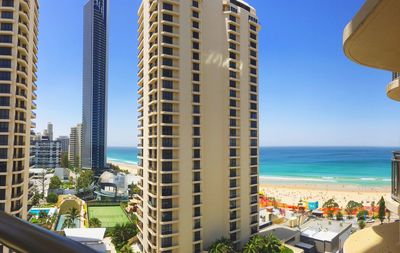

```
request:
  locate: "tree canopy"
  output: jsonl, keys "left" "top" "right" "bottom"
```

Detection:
{"left": 49, "top": 176, "right": 62, "bottom": 190}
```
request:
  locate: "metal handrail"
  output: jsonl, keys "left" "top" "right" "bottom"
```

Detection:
{"left": 0, "top": 212, "right": 97, "bottom": 253}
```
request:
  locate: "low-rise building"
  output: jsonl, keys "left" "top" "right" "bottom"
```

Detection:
{"left": 299, "top": 219, "right": 352, "bottom": 253}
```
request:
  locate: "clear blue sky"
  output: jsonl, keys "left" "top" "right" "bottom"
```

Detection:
{"left": 36, "top": 0, "right": 400, "bottom": 147}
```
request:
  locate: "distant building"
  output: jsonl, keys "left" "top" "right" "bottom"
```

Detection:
{"left": 299, "top": 219, "right": 352, "bottom": 253}
{"left": 69, "top": 124, "right": 82, "bottom": 168}
{"left": 82, "top": 0, "right": 108, "bottom": 175}
{"left": 47, "top": 122, "right": 54, "bottom": 141}
{"left": 32, "top": 139, "right": 62, "bottom": 169}
{"left": 57, "top": 136, "right": 70, "bottom": 154}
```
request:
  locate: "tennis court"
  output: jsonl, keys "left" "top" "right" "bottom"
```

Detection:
{"left": 88, "top": 205, "right": 130, "bottom": 228}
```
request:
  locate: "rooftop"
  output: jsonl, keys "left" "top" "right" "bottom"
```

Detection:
{"left": 300, "top": 219, "right": 352, "bottom": 242}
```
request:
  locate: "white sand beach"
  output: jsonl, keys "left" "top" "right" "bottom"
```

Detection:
{"left": 260, "top": 183, "right": 390, "bottom": 207}
{"left": 108, "top": 160, "right": 139, "bottom": 175}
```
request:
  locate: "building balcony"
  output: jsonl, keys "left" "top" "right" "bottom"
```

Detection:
{"left": 343, "top": 222, "right": 400, "bottom": 253}
{"left": 0, "top": 212, "right": 96, "bottom": 253}
{"left": 387, "top": 73, "right": 400, "bottom": 101}
{"left": 343, "top": 0, "right": 400, "bottom": 72}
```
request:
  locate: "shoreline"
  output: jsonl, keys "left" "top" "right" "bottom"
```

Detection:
{"left": 260, "top": 183, "right": 390, "bottom": 207}
{"left": 108, "top": 160, "right": 139, "bottom": 175}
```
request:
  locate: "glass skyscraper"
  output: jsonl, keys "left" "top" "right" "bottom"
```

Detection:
{"left": 82, "top": 0, "right": 108, "bottom": 175}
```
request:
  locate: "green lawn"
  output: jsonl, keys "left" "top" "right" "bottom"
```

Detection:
{"left": 88, "top": 206, "right": 130, "bottom": 228}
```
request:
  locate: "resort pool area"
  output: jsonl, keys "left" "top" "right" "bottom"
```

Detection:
{"left": 56, "top": 214, "right": 81, "bottom": 231}
{"left": 29, "top": 208, "right": 57, "bottom": 217}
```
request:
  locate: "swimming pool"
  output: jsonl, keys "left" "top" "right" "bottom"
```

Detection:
{"left": 56, "top": 214, "right": 81, "bottom": 231}
{"left": 29, "top": 208, "right": 57, "bottom": 217}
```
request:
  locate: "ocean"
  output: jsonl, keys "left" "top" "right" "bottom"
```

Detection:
{"left": 107, "top": 147, "right": 393, "bottom": 186}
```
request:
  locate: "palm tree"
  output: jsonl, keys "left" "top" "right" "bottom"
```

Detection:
{"left": 242, "top": 235, "right": 264, "bottom": 253}
{"left": 208, "top": 238, "right": 234, "bottom": 253}
{"left": 89, "top": 217, "right": 102, "bottom": 228}
{"left": 111, "top": 223, "right": 137, "bottom": 251}
{"left": 264, "top": 233, "right": 282, "bottom": 253}
{"left": 62, "top": 207, "right": 80, "bottom": 229}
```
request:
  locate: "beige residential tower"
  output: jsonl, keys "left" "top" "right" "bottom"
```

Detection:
{"left": 136, "top": 0, "right": 260, "bottom": 252}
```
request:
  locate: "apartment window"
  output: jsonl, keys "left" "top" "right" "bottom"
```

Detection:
{"left": 251, "top": 139, "right": 257, "bottom": 147}
{"left": 250, "top": 94, "right": 257, "bottom": 101}
{"left": 229, "top": 61, "right": 236, "bottom": 69}
{"left": 229, "top": 15, "right": 236, "bottom": 22}
{"left": 162, "top": 126, "right": 173, "bottom": 135}
{"left": 193, "top": 116, "right": 200, "bottom": 125}
{"left": 230, "top": 149, "right": 237, "bottom": 157}
{"left": 162, "top": 103, "right": 173, "bottom": 112}
{"left": 230, "top": 119, "right": 236, "bottom": 127}
{"left": 230, "top": 138, "right": 237, "bottom": 147}
{"left": 0, "top": 135, "right": 7, "bottom": 145}
{"left": 230, "top": 52, "right": 237, "bottom": 59}
{"left": 250, "top": 130, "right": 258, "bottom": 137}
{"left": 250, "top": 33, "right": 257, "bottom": 40}
{"left": 229, "top": 33, "right": 236, "bottom": 41}
{"left": 193, "top": 73, "right": 200, "bottom": 81}
{"left": 250, "top": 24, "right": 257, "bottom": 31}
{"left": 0, "top": 97, "right": 9, "bottom": 106}
{"left": 0, "top": 47, "right": 11, "bottom": 56}
{"left": 162, "top": 92, "right": 173, "bottom": 100}
{"left": 162, "top": 114, "right": 173, "bottom": 124}
{"left": 192, "top": 41, "right": 199, "bottom": 50}
{"left": 193, "top": 149, "right": 200, "bottom": 159}
{"left": 193, "top": 160, "right": 200, "bottom": 170}
{"left": 250, "top": 85, "right": 257, "bottom": 92}
{"left": 192, "top": 52, "right": 199, "bottom": 60}
{"left": 250, "top": 121, "right": 257, "bottom": 128}
{"left": 229, "top": 43, "right": 236, "bottom": 50}
{"left": 230, "top": 109, "right": 236, "bottom": 117}
{"left": 163, "top": 3, "right": 173, "bottom": 11}
{"left": 162, "top": 80, "right": 173, "bottom": 89}
{"left": 0, "top": 59, "right": 10, "bottom": 68}
{"left": 1, "top": 11, "right": 13, "bottom": 19}
{"left": 163, "top": 35, "right": 173, "bottom": 44}
{"left": 163, "top": 58, "right": 173, "bottom": 67}
{"left": 250, "top": 76, "right": 257, "bottom": 83}
{"left": 0, "top": 71, "right": 10, "bottom": 80}
{"left": 250, "top": 59, "right": 257, "bottom": 66}
{"left": 193, "top": 138, "right": 200, "bottom": 147}
{"left": 0, "top": 35, "right": 11, "bottom": 43}
{"left": 250, "top": 103, "right": 257, "bottom": 110}
{"left": 193, "top": 83, "right": 200, "bottom": 92}
{"left": 0, "top": 122, "right": 8, "bottom": 132}
{"left": 193, "top": 62, "right": 200, "bottom": 71}
{"left": 192, "top": 0, "right": 199, "bottom": 8}
{"left": 230, "top": 129, "right": 236, "bottom": 137}
{"left": 193, "top": 127, "right": 200, "bottom": 136}
{"left": 0, "top": 148, "right": 6, "bottom": 159}
{"left": 163, "top": 24, "right": 173, "bottom": 33}
{"left": 229, "top": 90, "right": 236, "bottom": 98}
{"left": 162, "top": 161, "right": 173, "bottom": 172}
{"left": 192, "top": 21, "right": 199, "bottom": 29}
{"left": 229, "top": 24, "right": 237, "bottom": 31}
{"left": 193, "top": 105, "right": 200, "bottom": 114}
{"left": 193, "top": 207, "right": 201, "bottom": 217}
{"left": 162, "top": 47, "right": 173, "bottom": 56}
{"left": 0, "top": 175, "right": 5, "bottom": 185}
{"left": 194, "top": 243, "right": 201, "bottom": 253}
{"left": 193, "top": 94, "right": 200, "bottom": 103}
{"left": 0, "top": 23, "right": 12, "bottom": 31}
{"left": 192, "top": 31, "right": 199, "bottom": 39}
{"left": 192, "top": 10, "right": 199, "bottom": 18}
{"left": 163, "top": 14, "right": 173, "bottom": 22}
{"left": 250, "top": 41, "right": 257, "bottom": 49}
{"left": 163, "top": 69, "right": 173, "bottom": 78}
{"left": 250, "top": 50, "right": 257, "bottom": 57}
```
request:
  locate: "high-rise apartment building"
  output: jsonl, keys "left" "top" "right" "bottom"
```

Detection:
{"left": 82, "top": 0, "right": 108, "bottom": 175}
{"left": 57, "top": 135, "right": 69, "bottom": 154}
{"left": 136, "top": 0, "right": 260, "bottom": 252}
{"left": 32, "top": 138, "right": 61, "bottom": 169}
{"left": 69, "top": 123, "right": 82, "bottom": 168}
{"left": 0, "top": 0, "right": 39, "bottom": 220}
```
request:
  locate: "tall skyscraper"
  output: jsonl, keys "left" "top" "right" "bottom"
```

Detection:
{"left": 82, "top": 0, "right": 108, "bottom": 175}
{"left": 69, "top": 124, "right": 82, "bottom": 168}
{"left": 0, "top": 0, "right": 39, "bottom": 220}
{"left": 46, "top": 122, "right": 53, "bottom": 141}
{"left": 136, "top": 0, "right": 260, "bottom": 252}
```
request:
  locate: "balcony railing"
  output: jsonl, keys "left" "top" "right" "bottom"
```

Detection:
{"left": 391, "top": 151, "right": 400, "bottom": 203}
{"left": 0, "top": 212, "right": 97, "bottom": 253}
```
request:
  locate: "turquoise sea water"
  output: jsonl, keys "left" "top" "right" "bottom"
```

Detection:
{"left": 107, "top": 147, "right": 393, "bottom": 186}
